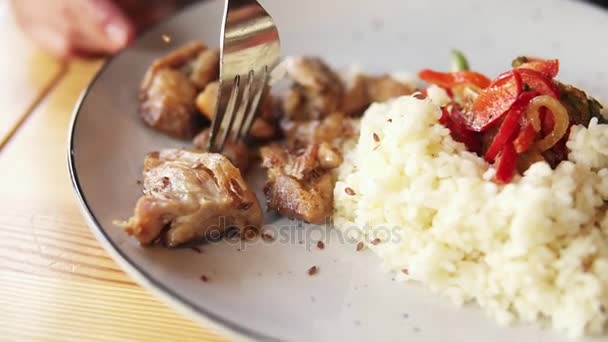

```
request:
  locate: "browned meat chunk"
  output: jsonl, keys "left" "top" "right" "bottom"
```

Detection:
{"left": 366, "top": 75, "right": 415, "bottom": 103}
{"left": 140, "top": 41, "right": 206, "bottom": 92}
{"left": 342, "top": 74, "right": 414, "bottom": 116}
{"left": 281, "top": 112, "right": 356, "bottom": 148}
{"left": 195, "top": 81, "right": 277, "bottom": 140}
{"left": 138, "top": 41, "right": 222, "bottom": 138}
{"left": 558, "top": 82, "right": 605, "bottom": 126}
{"left": 282, "top": 57, "right": 344, "bottom": 121}
{"left": 195, "top": 81, "right": 219, "bottom": 119}
{"left": 342, "top": 74, "right": 370, "bottom": 116}
{"left": 139, "top": 69, "right": 200, "bottom": 138}
{"left": 189, "top": 48, "right": 220, "bottom": 90}
{"left": 260, "top": 142, "right": 342, "bottom": 224}
{"left": 119, "top": 149, "right": 263, "bottom": 247}
{"left": 192, "top": 129, "right": 250, "bottom": 172}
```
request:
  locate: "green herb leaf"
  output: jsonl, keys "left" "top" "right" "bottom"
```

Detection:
{"left": 451, "top": 50, "right": 470, "bottom": 72}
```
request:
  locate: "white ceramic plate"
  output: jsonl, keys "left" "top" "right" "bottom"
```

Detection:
{"left": 68, "top": 0, "right": 608, "bottom": 341}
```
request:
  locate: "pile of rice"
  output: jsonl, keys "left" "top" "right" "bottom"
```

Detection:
{"left": 333, "top": 88, "right": 608, "bottom": 337}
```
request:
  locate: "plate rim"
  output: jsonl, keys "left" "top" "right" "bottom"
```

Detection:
{"left": 66, "top": 2, "right": 279, "bottom": 341}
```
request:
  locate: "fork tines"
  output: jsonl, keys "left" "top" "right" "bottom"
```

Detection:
{"left": 208, "top": 66, "right": 270, "bottom": 152}
{"left": 207, "top": 0, "right": 280, "bottom": 153}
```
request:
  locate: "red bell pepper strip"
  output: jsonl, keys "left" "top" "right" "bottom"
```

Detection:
{"left": 467, "top": 70, "right": 523, "bottom": 132}
{"left": 516, "top": 58, "right": 559, "bottom": 79}
{"left": 518, "top": 69, "right": 559, "bottom": 98}
{"left": 495, "top": 142, "right": 518, "bottom": 184}
{"left": 418, "top": 69, "right": 491, "bottom": 89}
{"left": 513, "top": 124, "right": 537, "bottom": 153}
{"left": 488, "top": 70, "right": 518, "bottom": 88}
{"left": 483, "top": 91, "right": 538, "bottom": 162}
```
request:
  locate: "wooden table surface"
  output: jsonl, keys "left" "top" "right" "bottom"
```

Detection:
{"left": 0, "top": 8, "right": 228, "bottom": 342}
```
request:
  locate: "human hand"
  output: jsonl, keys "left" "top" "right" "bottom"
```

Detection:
{"left": 10, "top": 0, "right": 182, "bottom": 58}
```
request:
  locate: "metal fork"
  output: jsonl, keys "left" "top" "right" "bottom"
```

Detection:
{"left": 207, "top": 0, "right": 281, "bottom": 152}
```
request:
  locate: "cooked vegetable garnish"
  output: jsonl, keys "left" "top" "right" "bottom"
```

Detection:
{"left": 418, "top": 69, "right": 491, "bottom": 89}
{"left": 484, "top": 91, "right": 537, "bottom": 162}
{"left": 419, "top": 53, "right": 605, "bottom": 183}
{"left": 468, "top": 70, "right": 522, "bottom": 131}
{"left": 513, "top": 56, "right": 559, "bottom": 78}
{"left": 495, "top": 141, "right": 517, "bottom": 183}
{"left": 518, "top": 69, "right": 559, "bottom": 98}
{"left": 526, "top": 95, "right": 569, "bottom": 152}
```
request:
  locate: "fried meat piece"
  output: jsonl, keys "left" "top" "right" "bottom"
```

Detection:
{"left": 138, "top": 41, "right": 211, "bottom": 138}
{"left": 282, "top": 57, "right": 344, "bottom": 121}
{"left": 189, "top": 48, "right": 220, "bottom": 90}
{"left": 195, "top": 81, "right": 219, "bottom": 119}
{"left": 120, "top": 149, "right": 263, "bottom": 247}
{"left": 195, "top": 81, "right": 277, "bottom": 140}
{"left": 342, "top": 74, "right": 414, "bottom": 116}
{"left": 192, "top": 129, "right": 250, "bottom": 172}
{"left": 366, "top": 75, "right": 415, "bottom": 103}
{"left": 341, "top": 73, "right": 370, "bottom": 116}
{"left": 139, "top": 69, "right": 200, "bottom": 138}
{"left": 281, "top": 112, "right": 356, "bottom": 148}
{"left": 140, "top": 41, "right": 206, "bottom": 92}
{"left": 260, "top": 143, "right": 342, "bottom": 224}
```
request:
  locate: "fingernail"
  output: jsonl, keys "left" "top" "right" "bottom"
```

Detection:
{"left": 104, "top": 21, "right": 130, "bottom": 49}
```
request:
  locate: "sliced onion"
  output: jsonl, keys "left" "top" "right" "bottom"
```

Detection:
{"left": 517, "top": 149, "right": 545, "bottom": 173}
{"left": 524, "top": 95, "right": 569, "bottom": 152}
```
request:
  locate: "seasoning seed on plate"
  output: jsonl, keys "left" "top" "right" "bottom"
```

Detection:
{"left": 308, "top": 265, "right": 318, "bottom": 276}
{"left": 190, "top": 246, "right": 203, "bottom": 254}
{"left": 316, "top": 241, "right": 325, "bottom": 250}
{"left": 345, "top": 187, "right": 356, "bottom": 196}
{"left": 413, "top": 92, "right": 426, "bottom": 99}
{"left": 200, "top": 275, "right": 209, "bottom": 282}
{"left": 356, "top": 241, "right": 365, "bottom": 251}
{"left": 242, "top": 227, "right": 258, "bottom": 241}
{"left": 371, "top": 238, "right": 381, "bottom": 245}
{"left": 261, "top": 232, "right": 275, "bottom": 242}
{"left": 402, "top": 268, "right": 409, "bottom": 275}
{"left": 373, "top": 132, "right": 380, "bottom": 142}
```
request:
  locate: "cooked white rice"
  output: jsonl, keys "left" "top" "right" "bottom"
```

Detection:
{"left": 333, "top": 89, "right": 608, "bottom": 337}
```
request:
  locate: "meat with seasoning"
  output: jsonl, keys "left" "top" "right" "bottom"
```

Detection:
{"left": 188, "top": 48, "right": 220, "bottom": 90}
{"left": 281, "top": 111, "right": 356, "bottom": 148}
{"left": 140, "top": 41, "right": 206, "bottom": 92}
{"left": 118, "top": 149, "right": 263, "bottom": 247}
{"left": 139, "top": 69, "right": 200, "bottom": 138}
{"left": 260, "top": 142, "right": 342, "bottom": 224}
{"left": 139, "top": 41, "right": 222, "bottom": 139}
{"left": 342, "top": 73, "right": 415, "bottom": 116}
{"left": 282, "top": 57, "right": 344, "bottom": 121}
{"left": 195, "top": 81, "right": 278, "bottom": 140}
{"left": 192, "top": 128, "right": 250, "bottom": 172}
{"left": 139, "top": 41, "right": 208, "bottom": 138}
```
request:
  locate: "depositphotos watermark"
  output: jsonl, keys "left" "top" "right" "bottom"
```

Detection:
{"left": 196, "top": 216, "right": 408, "bottom": 251}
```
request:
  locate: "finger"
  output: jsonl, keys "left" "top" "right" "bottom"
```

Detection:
{"left": 71, "top": 0, "right": 135, "bottom": 54}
